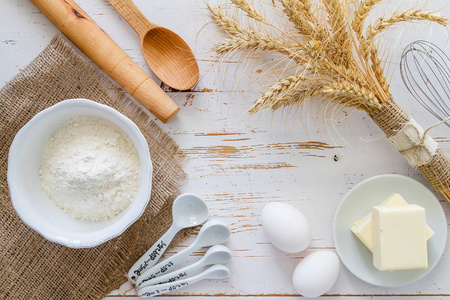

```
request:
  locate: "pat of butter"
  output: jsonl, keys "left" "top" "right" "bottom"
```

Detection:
{"left": 372, "top": 204, "right": 428, "bottom": 271}
{"left": 350, "top": 193, "right": 434, "bottom": 251}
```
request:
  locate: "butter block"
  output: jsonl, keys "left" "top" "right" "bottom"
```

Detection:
{"left": 351, "top": 193, "right": 434, "bottom": 251}
{"left": 372, "top": 204, "right": 428, "bottom": 271}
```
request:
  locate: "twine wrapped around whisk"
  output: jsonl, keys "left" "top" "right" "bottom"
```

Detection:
{"left": 370, "top": 101, "right": 450, "bottom": 200}
{"left": 207, "top": 0, "right": 450, "bottom": 202}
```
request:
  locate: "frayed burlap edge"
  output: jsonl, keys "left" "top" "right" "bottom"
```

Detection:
{"left": 0, "top": 35, "right": 194, "bottom": 299}
{"left": 369, "top": 100, "right": 450, "bottom": 193}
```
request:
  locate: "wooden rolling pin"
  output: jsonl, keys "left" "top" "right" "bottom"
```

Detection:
{"left": 29, "top": 0, "right": 179, "bottom": 123}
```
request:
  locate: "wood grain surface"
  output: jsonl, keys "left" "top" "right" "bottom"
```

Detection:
{"left": 1, "top": 0, "right": 450, "bottom": 299}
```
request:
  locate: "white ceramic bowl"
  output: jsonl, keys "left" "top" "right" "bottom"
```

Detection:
{"left": 7, "top": 99, "right": 153, "bottom": 248}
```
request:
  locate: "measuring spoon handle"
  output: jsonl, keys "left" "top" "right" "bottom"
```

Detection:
{"left": 128, "top": 224, "right": 179, "bottom": 282}
{"left": 138, "top": 274, "right": 200, "bottom": 297}
{"left": 137, "top": 243, "right": 196, "bottom": 286}
{"left": 138, "top": 259, "right": 202, "bottom": 288}
{"left": 108, "top": 0, "right": 157, "bottom": 37}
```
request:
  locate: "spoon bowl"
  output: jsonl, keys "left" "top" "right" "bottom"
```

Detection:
{"left": 173, "top": 193, "right": 209, "bottom": 228}
{"left": 142, "top": 27, "right": 199, "bottom": 91}
{"left": 196, "top": 220, "right": 232, "bottom": 247}
{"left": 109, "top": 0, "right": 199, "bottom": 90}
{"left": 203, "top": 264, "right": 231, "bottom": 280}
{"left": 203, "top": 245, "right": 233, "bottom": 265}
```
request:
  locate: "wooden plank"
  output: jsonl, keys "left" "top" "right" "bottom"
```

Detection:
{"left": 105, "top": 297, "right": 450, "bottom": 299}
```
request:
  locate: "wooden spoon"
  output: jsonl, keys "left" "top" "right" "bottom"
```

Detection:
{"left": 108, "top": 0, "right": 199, "bottom": 91}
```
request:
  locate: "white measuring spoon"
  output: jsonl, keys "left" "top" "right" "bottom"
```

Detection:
{"left": 136, "top": 219, "right": 231, "bottom": 286}
{"left": 138, "top": 264, "right": 230, "bottom": 297}
{"left": 139, "top": 245, "right": 232, "bottom": 288}
{"left": 128, "top": 194, "right": 208, "bottom": 282}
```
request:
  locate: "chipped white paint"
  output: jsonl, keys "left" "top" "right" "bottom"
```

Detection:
{"left": 1, "top": 0, "right": 450, "bottom": 299}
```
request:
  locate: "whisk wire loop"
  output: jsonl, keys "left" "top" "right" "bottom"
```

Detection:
{"left": 400, "top": 40, "right": 450, "bottom": 128}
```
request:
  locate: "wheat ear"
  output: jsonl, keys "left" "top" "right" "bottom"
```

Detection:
{"left": 250, "top": 74, "right": 315, "bottom": 112}
{"left": 279, "top": 0, "right": 325, "bottom": 38}
{"left": 213, "top": 34, "right": 300, "bottom": 58}
{"left": 301, "top": 41, "right": 365, "bottom": 85}
{"left": 366, "top": 9, "right": 449, "bottom": 42}
{"left": 230, "top": 0, "right": 269, "bottom": 24}
{"left": 360, "top": 9, "right": 448, "bottom": 95}
{"left": 323, "top": 0, "right": 351, "bottom": 57}
{"left": 320, "top": 82, "right": 382, "bottom": 110}
{"left": 352, "top": 0, "right": 382, "bottom": 37}
{"left": 361, "top": 10, "right": 448, "bottom": 60}
{"left": 207, "top": 4, "right": 242, "bottom": 35}
{"left": 251, "top": 85, "right": 324, "bottom": 113}
{"left": 208, "top": 4, "right": 301, "bottom": 58}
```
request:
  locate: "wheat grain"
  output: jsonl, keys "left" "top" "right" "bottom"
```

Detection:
{"left": 303, "top": 40, "right": 325, "bottom": 60}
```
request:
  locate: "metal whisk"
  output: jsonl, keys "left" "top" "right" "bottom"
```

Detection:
{"left": 400, "top": 40, "right": 450, "bottom": 128}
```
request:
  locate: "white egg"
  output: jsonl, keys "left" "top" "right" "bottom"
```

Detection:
{"left": 293, "top": 251, "right": 340, "bottom": 298}
{"left": 261, "top": 202, "right": 311, "bottom": 253}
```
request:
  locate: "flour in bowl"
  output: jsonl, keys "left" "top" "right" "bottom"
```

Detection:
{"left": 39, "top": 116, "right": 141, "bottom": 221}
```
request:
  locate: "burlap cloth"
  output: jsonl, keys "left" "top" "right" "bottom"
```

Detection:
{"left": 0, "top": 35, "right": 194, "bottom": 299}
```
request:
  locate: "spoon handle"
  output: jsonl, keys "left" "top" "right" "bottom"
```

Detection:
{"left": 137, "top": 243, "right": 196, "bottom": 286}
{"left": 138, "top": 274, "right": 200, "bottom": 298}
{"left": 108, "top": 0, "right": 155, "bottom": 37}
{"left": 139, "top": 259, "right": 202, "bottom": 288}
{"left": 128, "top": 225, "right": 178, "bottom": 282}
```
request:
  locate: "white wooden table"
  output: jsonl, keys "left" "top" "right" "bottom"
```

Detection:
{"left": 1, "top": 0, "right": 450, "bottom": 299}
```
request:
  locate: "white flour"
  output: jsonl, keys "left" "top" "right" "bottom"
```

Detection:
{"left": 39, "top": 116, "right": 141, "bottom": 221}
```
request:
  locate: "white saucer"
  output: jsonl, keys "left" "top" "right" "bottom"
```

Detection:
{"left": 333, "top": 174, "right": 447, "bottom": 287}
